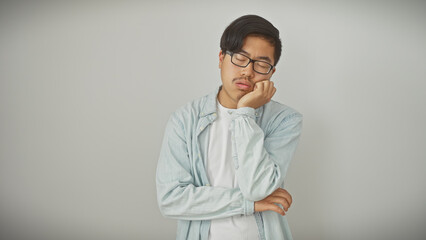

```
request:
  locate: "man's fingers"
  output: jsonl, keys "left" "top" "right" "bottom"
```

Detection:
{"left": 261, "top": 81, "right": 275, "bottom": 100}
{"left": 263, "top": 80, "right": 272, "bottom": 92}
{"left": 266, "top": 203, "right": 286, "bottom": 216}
{"left": 267, "top": 196, "right": 290, "bottom": 211}
{"left": 269, "top": 189, "right": 292, "bottom": 208}
{"left": 254, "top": 188, "right": 293, "bottom": 216}
{"left": 274, "top": 188, "right": 292, "bottom": 206}
{"left": 271, "top": 86, "right": 276, "bottom": 98}
{"left": 255, "top": 81, "right": 264, "bottom": 91}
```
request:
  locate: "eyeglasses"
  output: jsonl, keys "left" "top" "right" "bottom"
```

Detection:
{"left": 226, "top": 50, "right": 274, "bottom": 75}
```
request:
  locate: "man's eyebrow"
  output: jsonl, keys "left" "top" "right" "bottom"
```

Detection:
{"left": 240, "top": 49, "right": 272, "bottom": 63}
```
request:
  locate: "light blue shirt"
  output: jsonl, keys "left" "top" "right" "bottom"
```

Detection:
{"left": 156, "top": 86, "right": 303, "bottom": 240}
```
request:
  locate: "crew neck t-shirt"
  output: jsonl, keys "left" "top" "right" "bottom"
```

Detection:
{"left": 206, "top": 100, "right": 259, "bottom": 240}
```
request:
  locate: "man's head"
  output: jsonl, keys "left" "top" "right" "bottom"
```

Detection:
{"left": 220, "top": 15, "right": 282, "bottom": 66}
{"left": 218, "top": 15, "right": 282, "bottom": 108}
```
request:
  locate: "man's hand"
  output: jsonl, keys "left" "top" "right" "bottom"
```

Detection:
{"left": 237, "top": 80, "right": 276, "bottom": 109}
{"left": 254, "top": 188, "right": 292, "bottom": 216}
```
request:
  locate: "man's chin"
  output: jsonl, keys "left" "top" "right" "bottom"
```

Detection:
{"left": 240, "top": 89, "right": 253, "bottom": 96}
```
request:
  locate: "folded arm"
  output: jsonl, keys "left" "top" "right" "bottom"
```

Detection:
{"left": 156, "top": 113, "right": 254, "bottom": 220}
{"left": 231, "top": 107, "right": 303, "bottom": 201}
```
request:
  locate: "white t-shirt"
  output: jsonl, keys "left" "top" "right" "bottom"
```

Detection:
{"left": 206, "top": 100, "right": 259, "bottom": 240}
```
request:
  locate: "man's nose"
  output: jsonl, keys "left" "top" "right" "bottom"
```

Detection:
{"left": 241, "top": 61, "right": 255, "bottom": 78}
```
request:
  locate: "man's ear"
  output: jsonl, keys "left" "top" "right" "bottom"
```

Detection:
{"left": 219, "top": 50, "right": 225, "bottom": 69}
{"left": 267, "top": 67, "right": 276, "bottom": 80}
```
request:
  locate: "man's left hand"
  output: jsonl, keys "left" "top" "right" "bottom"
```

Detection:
{"left": 237, "top": 80, "right": 276, "bottom": 109}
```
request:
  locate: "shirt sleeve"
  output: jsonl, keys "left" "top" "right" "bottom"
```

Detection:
{"left": 230, "top": 107, "right": 303, "bottom": 201}
{"left": 156, "top": 113, "right": 254, "bottom": 220}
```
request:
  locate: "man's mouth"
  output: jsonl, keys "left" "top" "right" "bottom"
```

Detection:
{"left": 235, "top": 83, "right": 251, "bottom": 90}
{"left": 234, "top": 78, "right": 252, "bottom": 90}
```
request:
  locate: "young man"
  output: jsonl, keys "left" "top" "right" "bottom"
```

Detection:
{"left": 156, "top": 15, "right": 303, "bottom": 240}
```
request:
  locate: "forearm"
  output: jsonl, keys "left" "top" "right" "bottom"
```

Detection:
{"left": 231, "top": 108, "right": 302, "bottom": 201}
{"left": 233, "top": 120, "right": 282, "bottom": 201}
{"left": 157, "top": 113, "right": 254, "bottom": 220}
{"left": 157, "top": 181, "right": 254, "bottom": 220}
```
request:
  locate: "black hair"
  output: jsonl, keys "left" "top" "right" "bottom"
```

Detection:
{"left": 220, "top": 15, "right": 282, "bottom": 66}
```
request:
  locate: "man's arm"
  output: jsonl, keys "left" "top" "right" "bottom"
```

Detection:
{"left": 231, "top": 81, "right": 303, "bottom": 202}
{"left": 156, "top": 113, "right": 254, "bottom": 220}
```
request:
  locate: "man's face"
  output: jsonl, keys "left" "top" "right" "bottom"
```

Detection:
{"left": 218, "top": 35, "right": 276, "bottom": 108}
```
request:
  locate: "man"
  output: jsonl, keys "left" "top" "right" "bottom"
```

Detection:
{"left": 156, "top": 15, "right": 303, "bottom": 240}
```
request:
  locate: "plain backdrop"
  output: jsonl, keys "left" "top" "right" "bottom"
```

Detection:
{"left": 1, "top": 0, "right": 425, "bottom": 239}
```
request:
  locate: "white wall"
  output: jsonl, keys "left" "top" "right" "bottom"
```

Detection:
{"left": 1, "top": 1, "right": 425, "bottom": 239}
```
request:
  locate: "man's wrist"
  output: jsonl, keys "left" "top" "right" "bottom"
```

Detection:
{"left": 237, "top": 102, "right": 256, "bottom": 109}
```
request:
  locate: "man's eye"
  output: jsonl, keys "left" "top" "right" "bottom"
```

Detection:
{"left": 256, "top": 62, "right": 270, "bottom": 68}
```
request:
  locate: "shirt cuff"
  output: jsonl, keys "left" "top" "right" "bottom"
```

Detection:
{"left": 235, "top": 107, "right": 256, "bottom": 120}
{"left": 244, "top": 199, "right": 255, "bottom": 216}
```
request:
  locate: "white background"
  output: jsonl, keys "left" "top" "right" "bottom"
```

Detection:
{"left": 1, "top": 0, "right": 425, "bottom": 239}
